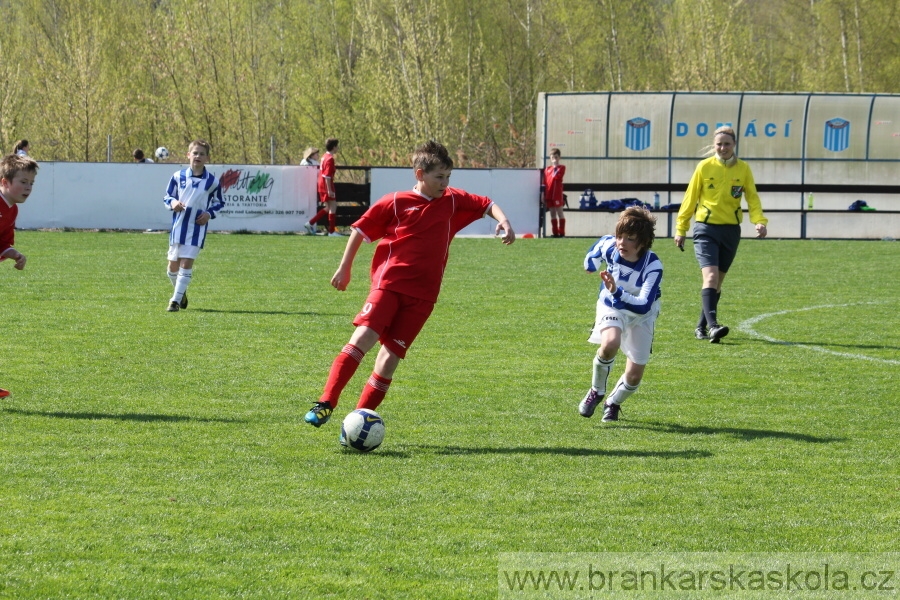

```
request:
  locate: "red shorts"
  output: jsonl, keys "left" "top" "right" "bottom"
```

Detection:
{"left": 353, "top": 289, "right": 435, "bottom": 359}
{"left": 545, "top": 196, "right": 565, "bottom": 209}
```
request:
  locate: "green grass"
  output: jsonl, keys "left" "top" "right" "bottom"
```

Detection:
{"left": 1, "top": 231, "right": 897, "bottom": 599}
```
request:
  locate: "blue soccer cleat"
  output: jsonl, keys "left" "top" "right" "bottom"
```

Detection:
{"left": 304, "top": 402, "right": 333, "bottom": 427}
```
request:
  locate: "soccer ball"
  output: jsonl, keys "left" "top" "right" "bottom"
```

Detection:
{"left": 155, "top": 147, "right": 169, "bottom": 160}
{"left": 340, "top": 409, "right": 385, "bottom": 452}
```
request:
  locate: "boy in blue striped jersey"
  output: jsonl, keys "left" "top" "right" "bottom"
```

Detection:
{"left": 163, "top": 140, "right": 224, "bottom": 312}
{"left": 579, "top": 206, "right": 662, "bottom": 422}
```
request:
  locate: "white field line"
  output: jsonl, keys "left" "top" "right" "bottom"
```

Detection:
{"left": 737, "top": 303, "right": 900, "bottom": 366}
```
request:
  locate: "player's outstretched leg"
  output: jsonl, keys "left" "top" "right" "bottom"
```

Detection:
{"left": 306, "top": 343, "right": 366, "bottom": 427}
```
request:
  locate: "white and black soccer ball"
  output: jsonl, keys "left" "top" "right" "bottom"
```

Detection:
{"left": 340, "top": 409, "right": 385, "bottom": 452}
{"left": 155, "top": 147, "right": 169, "bottom": 160}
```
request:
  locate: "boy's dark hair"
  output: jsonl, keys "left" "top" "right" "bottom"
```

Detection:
{"left": 549, "top": 148, "right": 561, "bottom": 157}
{"left": 189, "top": 139, "right": 211, "bottom": 154}
{"left": 325, "top": 138, "right": 339, "bottom": 152}
{"left": 13, "top": 139, "right": 28, "bottom": 152}
{"left": 412, "top": 140, "right": 453, "bottom": 172}
{"left": 0, "top": 154, "right": 39, "bottom": 182}
{"left": 615, "top": 206, "right": 656, "bottom": 251}
{"left": 133, "top": 148, "right": 145, "bottom": 161}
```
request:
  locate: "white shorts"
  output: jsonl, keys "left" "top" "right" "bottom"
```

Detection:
{"left": 167, "top": 244, "right": 201, "bottom": 261}
{"left": 588, "top": 299, "right": 660, "bottom": 365}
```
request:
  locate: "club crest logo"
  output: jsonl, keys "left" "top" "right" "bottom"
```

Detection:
{"left": 625, "top": 118, "right": 651, "bottom": 152}
{"left": 824, "top": 118, "right": 850, "bottom": 152}
{"left": 731, "top": 186, "right": 744, "bottom": 199}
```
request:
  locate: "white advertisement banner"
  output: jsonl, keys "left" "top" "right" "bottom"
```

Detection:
{"left": 16, "top": 163, "right": 539, "bottom": 236}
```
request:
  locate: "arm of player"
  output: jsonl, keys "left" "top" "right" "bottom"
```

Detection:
{"left": 487, "top": 204, "right": 515, "bottom": 245}
{"left": 1, "top": 247, "right": 26, "bottom": 270}
{"left": 584, "top": 236, "right": 614, "bottom": 272}
{"left": 331, "top": 228, "right": 365, "bottom": 291}
{"left": 204, "top": 185, "right": 225, "bottom": 220}
{"left": 164, "top": 177, "right": 184, "bottom": 212}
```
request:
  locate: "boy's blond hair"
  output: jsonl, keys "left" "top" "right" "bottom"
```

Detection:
{"left": 412, "top": 140, "right": 453, "bottom": 172}
{"left": 189, "top": 139, "right": 212, "bottom": 155}
{"left": 0, "top": 154, "right": 39, "bottom": 182}
{"left": 615, "top": 206, "right": 656, "bottom": 252}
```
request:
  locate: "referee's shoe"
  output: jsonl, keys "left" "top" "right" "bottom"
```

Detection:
{"left": 709, "top": 324, "right": 730, "bottom": 343}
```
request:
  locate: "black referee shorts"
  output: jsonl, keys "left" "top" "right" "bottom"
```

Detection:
{"left": 693, "top": 223, "right": 742, "bottom": 273}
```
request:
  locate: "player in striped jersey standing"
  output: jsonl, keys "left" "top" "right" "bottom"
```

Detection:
{"left": 163, "top": 140, "right": 224, "bottom": 312}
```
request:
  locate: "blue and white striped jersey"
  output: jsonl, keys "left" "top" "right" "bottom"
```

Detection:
{"left": 164, "top": 168, "right": 225, "bottom": 248}
{"left": 584, "top": 235, "right": 663, "bottom": 315}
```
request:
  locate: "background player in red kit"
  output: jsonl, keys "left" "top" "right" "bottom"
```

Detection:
{"left": 303, "top": 137, "right": 340, "bottom": 236}
{"left": 0, "top": 154, "right": 39, "bottom": 398}
{"left": 542, "top": 148, "right": 566, "bottom": 237}
{"left": 304, "top": 140, "right": 516, "bottom": 428}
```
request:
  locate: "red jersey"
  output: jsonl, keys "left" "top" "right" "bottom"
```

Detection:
{"left": 543, "top": 164, "right": 566, "bottom": 205}
{"left": 0, "top": 197, "right": 19, "bottom": 259}
{"left": 317, "top": 151, "right": 336, "bottom": 201}
{"left": 353, "top": 187, "right": 493, "bottom": 302}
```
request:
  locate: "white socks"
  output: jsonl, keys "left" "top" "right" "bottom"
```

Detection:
{"left": 607, "top": 374, "right": 639, "bottom": 406}
{"left": 170, "top": 268, "right": 192, "bottom": 303}
{"left": 592, "top": 355, "right": 615, "bottom": 395}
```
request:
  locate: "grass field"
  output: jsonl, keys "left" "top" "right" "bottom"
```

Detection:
{"left": 1, "top": 231, "right": 897, "bottom": 599}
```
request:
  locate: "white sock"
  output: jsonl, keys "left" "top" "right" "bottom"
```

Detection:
{"left": 167, "top": 270, "right": 178, "bottom": 287}
{"left": 592, "top": 355, "right": 615, "bottom": 395}
{"left": 170, "top": 268, "right": 192, "bottom": 303}
{"left": 607, "top": 374, "right": 639, "bottom": 405}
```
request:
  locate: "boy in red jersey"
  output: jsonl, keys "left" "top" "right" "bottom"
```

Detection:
{"left": 303, "top": 138, "right": 340, "bottom": 236}
{"left": 305, "top": 140, "right": 515, "bottom": 429}
{"left": 0, "top": 154, "right": 39, "bottom": 398}
{"left": 542, "top": 148, "right": 566, "bottom": 237}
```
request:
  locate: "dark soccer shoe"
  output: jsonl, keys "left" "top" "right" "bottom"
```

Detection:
{"left": 304, "top": 402, "right": 333, "bottom": 427}
{"left": 167, "top": 301, "right": 180, "bottom": 312}
{"left": 695, "top": 326, "right": 708, "bottom": 340}
{"left": 579, "top": 388, "right": 604, "bottom": 418}
{"left": 602, "top": 402, "right": 622, "bottom": 422}
{"left": 709, "top": 325, "right": 730, "bottom": 344}
{"left": 180, "top": 292, "right": 188, "bottom": 310}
